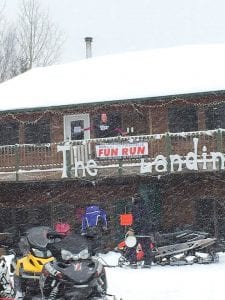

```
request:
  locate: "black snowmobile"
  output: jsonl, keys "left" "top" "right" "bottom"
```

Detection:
{"left": 118, "top": 229, "right": 219, "bottom": 267}
{"left": 40, "top": 233, "right": 109, "bottom": 300}
{"left": 153, "top": 229, "right": 219, "bottom": 265}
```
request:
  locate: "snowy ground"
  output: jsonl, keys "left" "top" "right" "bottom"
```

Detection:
{"left": 100, "top": 251, "right": 225, "bottom": 300}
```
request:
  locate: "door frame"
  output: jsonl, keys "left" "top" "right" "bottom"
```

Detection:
{"left": 64, "top": 114, "right": 90, "bottom": 141}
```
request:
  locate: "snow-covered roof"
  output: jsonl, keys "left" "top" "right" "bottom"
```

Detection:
{"left": 1, "top": 43, "right": 225, "bottom": 112}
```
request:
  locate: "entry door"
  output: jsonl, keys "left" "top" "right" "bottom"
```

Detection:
{"left": 64, "top": 114, "right": 90, "bottom": 141}
{"left": 137, "top": 183, "right": 162, "bottom": 232}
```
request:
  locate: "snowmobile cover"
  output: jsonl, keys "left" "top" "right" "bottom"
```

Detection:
{"left": 81, "top": 205, "right": 107, "bottom": 233}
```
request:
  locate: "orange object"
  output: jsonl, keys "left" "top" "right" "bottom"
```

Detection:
{"left": 136, "top": 243, "right": 144, "bottom": 260}
{"left": 120, "top": 213, "right": 133, "bottom": 226}
{"left": 118, "top": 240, "right": 126, "bottom": 250}
{"left": 55, "top": 222, "right": 71, "bottom": 235}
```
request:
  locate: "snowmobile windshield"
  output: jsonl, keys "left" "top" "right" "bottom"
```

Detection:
{"left": 49, "top": 234, "right": 91, "bottom": 260}
{"left": 26, "top": 226, "right": 54, "bottom": 249}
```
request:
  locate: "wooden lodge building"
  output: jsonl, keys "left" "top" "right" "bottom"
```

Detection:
{"left": 0, "top": 44, "right": 225, "bottom": 244}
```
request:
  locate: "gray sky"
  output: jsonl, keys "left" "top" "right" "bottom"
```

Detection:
{"left": 4, "top": 0, "right": 225, "bottom": 63}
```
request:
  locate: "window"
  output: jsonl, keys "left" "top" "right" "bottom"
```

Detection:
{"left": 0, "top": 121, "right": 19, "bottom": 146}
{"left": 70, "top": 120, "right": 85, "bottom": 140}
{"left": 168, "top": 106, "right": 198, "bottom": 133}
{"left": 94, "top": 112, "right": 122, "bottom": 138}
{"left": 24, "top": 118, "right": 51, "bottom": 144}
{"left": 205, "top": 103, "right": 225, "bottom": 129}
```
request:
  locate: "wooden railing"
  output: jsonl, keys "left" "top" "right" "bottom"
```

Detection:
{"left": 0, "top": 129, "right": 224, "bottom": 181}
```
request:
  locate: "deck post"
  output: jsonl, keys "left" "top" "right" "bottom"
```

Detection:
{"left": 216, "top": 128, "right": 222, "bottom": 152}
{"left": 15, "top": 144, "right": 19, "bottom": 181}
{"left": 165, "top": 133, "right": 171, "bottom": 171}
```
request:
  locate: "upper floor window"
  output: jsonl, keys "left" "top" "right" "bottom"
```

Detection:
{"left": 94, "top": 112, "right": 122, "bottom": 138}
{"left": 0, "top": 120, "right": 19, "bottom": 145}
{"left": 24, "top": 118, "right": 51, "bottom": 144}
{"left": 168, "top": 106, "right": 198, "bottom": 133}
{"left": 205, "top": 103, "right": 225, "bottom": 129}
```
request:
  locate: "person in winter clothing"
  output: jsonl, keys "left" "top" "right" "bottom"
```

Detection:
{"left": 124, "top": 227, "right": 137, "bottom": 265}
{"left": 125, "top": 227, "right": 135, "bottom": 239}
{"left": 81, "top": 205, "right": 108, "bottom": 254}
{"left": 81, "top": 205, "right": 107, "bottom": 235}
{"left": 131, "top": 196, "right": 154, "bottom": 267}
{"left": 136, "top": 234, "right": 153, "bottom": 267}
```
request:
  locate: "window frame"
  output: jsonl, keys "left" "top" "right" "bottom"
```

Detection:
{"left": 0, "top": 120, "right": 19, "bottom": 146}
{"left": 205, "top": 103, "right": 225, "bottom": 130}
{"left": 24, "top": 118, "right": 51, "bottom": 144}
{"left": 168, "top": 106, "right": 198, "bottom": 133}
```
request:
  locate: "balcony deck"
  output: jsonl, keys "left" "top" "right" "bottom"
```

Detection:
{"left": 0, "top": 129, "right": 224, "bottom": 182}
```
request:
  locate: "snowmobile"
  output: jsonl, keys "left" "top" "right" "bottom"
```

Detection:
{"left": 117, "top": 229, "right": 219, "bottom": 267}
{"left": 15, "top": 226, "right": 60, "bottom": 299}
{"left": 0, "top": 252, "right": 16, "bottom": 299}
{"left": 39, "top": 233, "right": 111, "bottom": 300}
{"left": 0, "top": 233, "right": 17, "bottom": 299}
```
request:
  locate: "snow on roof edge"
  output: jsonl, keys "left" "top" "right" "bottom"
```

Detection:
{"left": 1, "top": 89, "right": 224, "bottom": 114}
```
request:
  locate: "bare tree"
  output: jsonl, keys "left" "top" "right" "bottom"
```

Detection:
{"left": 0, "top": 26, "right": 19, "bottom": 82}
{"left": 0, "top": 2, "right": 19, "bottom": 82}
{"left": 0, "top": 0, "right": 64, "bottom": 82}
{"left": 16, "top": 0, "right": 64, "bottom": 71}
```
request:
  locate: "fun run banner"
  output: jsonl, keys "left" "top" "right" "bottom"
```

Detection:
{"left": 96, "top": 142, "right": 148, "bottom": 158}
